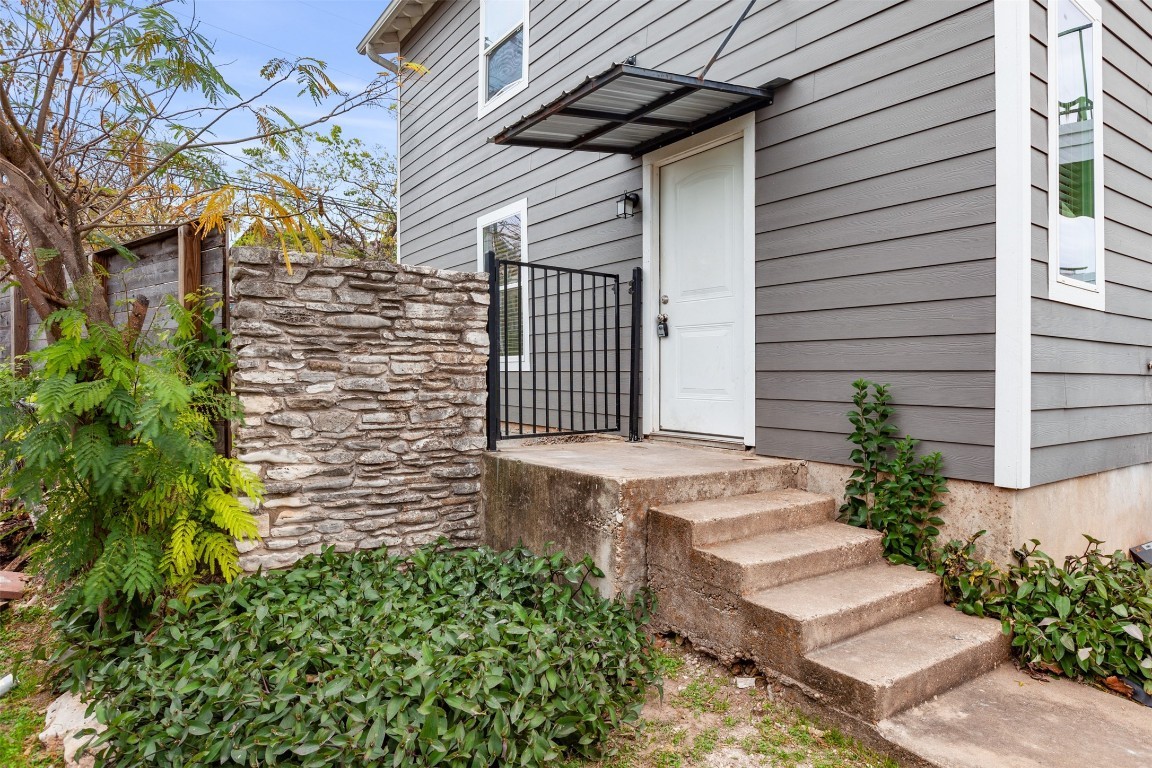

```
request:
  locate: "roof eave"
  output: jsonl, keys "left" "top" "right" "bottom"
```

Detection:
{"left": 356, "top": 0, "right": 438, "bottom": 57}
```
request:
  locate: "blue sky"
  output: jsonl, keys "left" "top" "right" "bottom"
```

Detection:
{"left": 183, "top": 0, "right": 397, "bottom": 156}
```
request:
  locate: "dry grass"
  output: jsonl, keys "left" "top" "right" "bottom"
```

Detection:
{"left": 565, "top": 640, "right": 900, "bottom": 768}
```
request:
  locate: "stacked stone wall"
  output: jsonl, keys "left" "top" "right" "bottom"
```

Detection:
{"left": 228, "top": 247, "right": 489, "bottom": 570}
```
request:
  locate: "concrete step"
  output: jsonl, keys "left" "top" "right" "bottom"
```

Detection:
{"left": 747, "top": 562, "right": 942, "bottom": 655}
{"left": 802, "top": 604, "right": 1011, "bottom": 722}
{"left": 695, "top": 522, "right": 884, "bottom": 596}
{"left": 654, "top": 489, "right": 836, "bottom": 547}
{"left": 485, "top": 440, "right": 805, "bottom": 597}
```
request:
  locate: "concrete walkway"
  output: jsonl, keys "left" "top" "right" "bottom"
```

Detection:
{"left": 880, "top": 665, "right": 1152, "bottom": 767}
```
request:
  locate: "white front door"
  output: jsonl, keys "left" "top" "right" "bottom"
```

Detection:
{"left": 657, "top": 138, "right": 745, "bottom": 439}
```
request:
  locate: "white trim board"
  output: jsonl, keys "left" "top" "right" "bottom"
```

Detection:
{"left": 640, "top": 113, "right": 756, "bottom": 448}
{"left": 993, "top": 0, "right": 1033, "bottom": 489}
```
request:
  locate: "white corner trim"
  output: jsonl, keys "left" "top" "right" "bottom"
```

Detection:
{"left": 395, "top": 85, "right": 403, "bottom": 264}
{"left": 994, "top": 0, "right": 1032, "bottom": 489}
{"left": 1046, "top": 0, "right": 1106, "bottom": 310}
{"left": 640, "top": 114, "right": 756, "bottom": 447}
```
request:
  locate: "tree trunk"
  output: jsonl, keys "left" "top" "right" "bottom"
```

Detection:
{"left": 124, "top": 295, "right": 149, "bottom": 353}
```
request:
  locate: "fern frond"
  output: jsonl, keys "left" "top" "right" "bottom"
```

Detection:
{"left": 167, "top": 511, "right": 200, "bottom": 578}
{"left": 201, "top": 488, "right": 259, "bottom": 540}
{"left": 103, "top": 387, "right": 137, "bottom": 428}
{"left": 73, "top": 424, "right": 112, "bottom": 482}
{"left": 82, "top": 525, "right": 130, "bottom": 607}
{"left": 18, "top": 421, "right": 71, "bottom": 471}
{"left": 196, "top": 530, "right": 242, "bottom": 582}
{"left": 68, "top": 379, "right": 115, "bottom": 414}
{"left": 119, "top": 534, "right": 164, "bottom": 602}
{"left": 35, "top": 373, "right": 78, "bottom": 415}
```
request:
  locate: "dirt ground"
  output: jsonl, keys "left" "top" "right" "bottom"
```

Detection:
{"left": 567, "top": 639, "right": 900, "bottom": 768}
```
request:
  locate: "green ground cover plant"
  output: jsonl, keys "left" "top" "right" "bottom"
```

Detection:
{"left": 843, "top": 379, "right": 1152, "bottom": 695}
{"left": 0, "top": 294, "right": 261, "bottom": 626}
{"left": 941, "top": 534, "right": 1152, "bottom": 689}
{"left": 64, "top": 544, "right": 658, "bottom": 767}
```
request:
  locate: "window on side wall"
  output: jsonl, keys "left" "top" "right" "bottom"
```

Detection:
{"left": 477, "top": 200, "right": 529, "bottom": 370}
{"left": 1049, "top": 0, "right": 1105, "bottom": 310}
{"left": 478, "top": 0, "right": 528, "bottom": 116}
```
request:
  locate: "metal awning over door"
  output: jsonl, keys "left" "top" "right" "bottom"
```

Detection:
{"left": 490, "top": 63, "right": 788, "bottom": 158}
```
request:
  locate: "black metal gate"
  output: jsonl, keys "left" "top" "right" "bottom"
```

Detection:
{"left": 485, "top": 251, "right": 641, "bottom": 449}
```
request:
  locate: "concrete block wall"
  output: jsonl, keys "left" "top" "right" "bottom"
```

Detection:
{"left": 228, "top": 247, "right": 489, "bottom": 569}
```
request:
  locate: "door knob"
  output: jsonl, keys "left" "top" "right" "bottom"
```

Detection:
{"left": 656, "top": 313, "right": 669, "bottom": 338}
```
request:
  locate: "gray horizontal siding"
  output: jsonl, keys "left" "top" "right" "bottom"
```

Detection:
{"left": 757, "top": 371, "right": 994, "bottom": 409}
{"left": 754, "top": 0, "right": 996, "bottom": 484}
{"left": 1028, "top": 0, "right": 1152, "bottom": 486}
{"left": 396, "top": 0, "right": 997, "bottom": 475}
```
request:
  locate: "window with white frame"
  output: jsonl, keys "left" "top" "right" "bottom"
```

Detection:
{"left": 1049, "top": 0, "right": 1105, "bottom": 309}
{"left": 478, "top": 0, "right": 529, "bottom": 115}
{"left": 477, "top": 200, "right": 529, "bottom": 369}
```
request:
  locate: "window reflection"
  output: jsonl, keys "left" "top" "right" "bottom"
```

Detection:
{"left": 1056, "top": 0, "right": 1097, "bottom": 285}
{"left": 486, "top": 28, "right": 524, "bottom": 99}
{"left": 484, "top": 214, "right": 523, "bottom": 356}
{"left": 482, "top": 0, "right": 525, "bottom": 104}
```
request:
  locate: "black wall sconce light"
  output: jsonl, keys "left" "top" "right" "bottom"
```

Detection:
{"left": 616, "top": 191, "right": 640, "bottom": 219}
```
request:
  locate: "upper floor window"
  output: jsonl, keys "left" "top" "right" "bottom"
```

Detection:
{"left": 478, "top": 0, "right": 529, "bottom": 116}
{"left": 1049, "top": 0, "right": 1105, "bottom": 309}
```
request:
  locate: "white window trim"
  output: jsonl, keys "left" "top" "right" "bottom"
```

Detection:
{"left": 476, "top": 198, "right": 530, "bottom": 371}
{"left": 1047, "top": 0, "right": 1105, "bottom": 311}
{"left": 477, "top": 0, "right": 530, "bottom": 118}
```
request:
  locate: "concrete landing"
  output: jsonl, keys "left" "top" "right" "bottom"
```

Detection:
{"left": 483, "top": 440, "right": 806, "bottom": 596}
{"left": 880, "top": 664, "right": 1152, "bottom": 767}
{"left": 489, "top": 440, "right": 797, "bottom": 482}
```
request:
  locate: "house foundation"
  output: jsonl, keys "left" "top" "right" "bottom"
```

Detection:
{"left": 804, "top": 459, "right": 1152, "bottom": 565}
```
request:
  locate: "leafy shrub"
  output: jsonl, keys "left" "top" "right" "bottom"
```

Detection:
{"left": 840, "top": 379, "right": 947, "bottom": 567}
{"left": 945, "top": 535, "right": 1152, "bottom": 690}
{"left": 935, "top": 531, "right": 1008, "bottom": 615}
{"left": 72, "top": 544, "right": 658, "bottom": 767}
{"left": 0, "top": 294, "right": 261, "bottom": 621}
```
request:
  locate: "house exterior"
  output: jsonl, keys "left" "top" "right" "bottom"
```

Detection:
{"left": 358, "top": 0, "right": 1152, "bottom": 563}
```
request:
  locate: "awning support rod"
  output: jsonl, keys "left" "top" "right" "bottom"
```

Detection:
{"left": 698, "top": 0, "right": 757, "bottom": 81}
